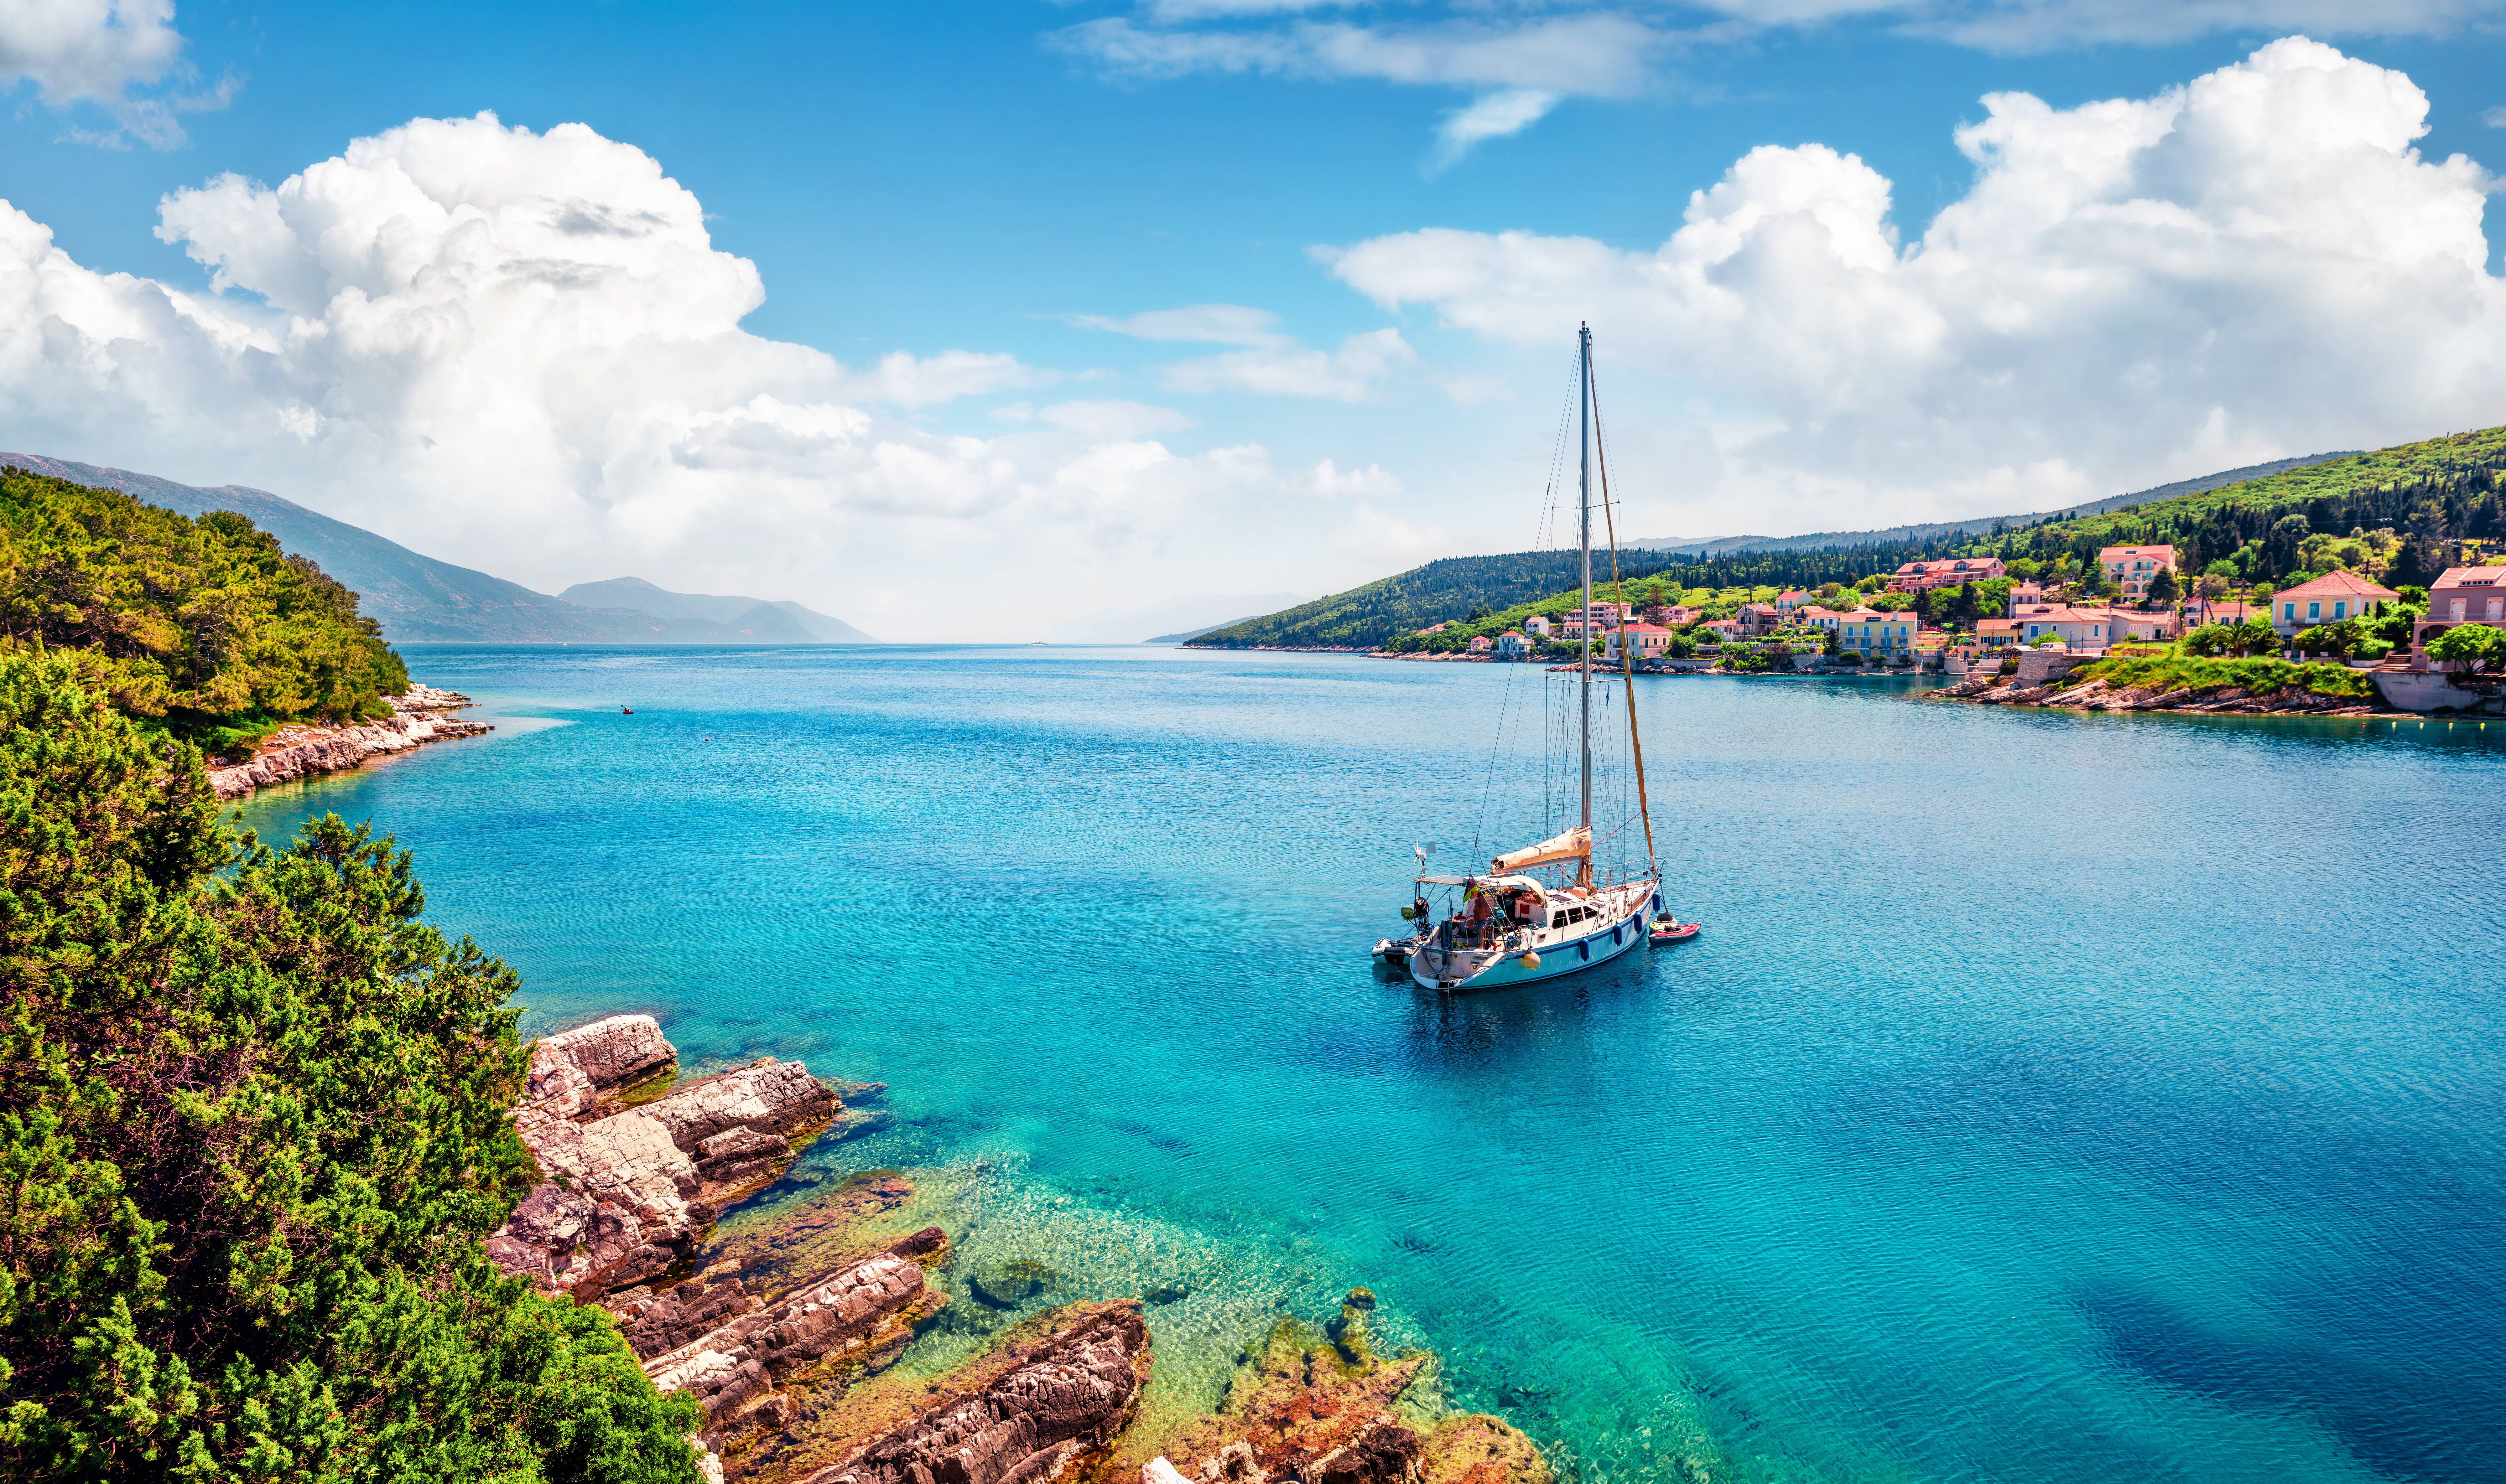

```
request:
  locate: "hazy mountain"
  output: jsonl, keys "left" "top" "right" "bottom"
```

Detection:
{"left": 1624, "top": 452, "right": 2361, "bottom": 555}
{"left": 558, "top": 577, "right": 876, "bottom": 642}
{"left": 1146, "top": 615, "right": 1278, "bottom": 644}
{"left": 1044, "top": 592, "right": 1307, "bottom": 644}
{"left": 0, "top": 453, "right": 876, "bottom": 644}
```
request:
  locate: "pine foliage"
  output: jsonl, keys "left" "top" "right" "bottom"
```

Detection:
{"left": 0, "top": 467, "right": 408, "bottom": 738}
{"left": 0, "top": 651, "right": 702, "bottom": 1482}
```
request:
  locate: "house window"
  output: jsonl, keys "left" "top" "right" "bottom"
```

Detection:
{"left": 2284, "top": 602, "right": 2296, "bottom": 622}
{"left": 2450, "top": 599, "right": 2467, "bottom": 619}
{"left": 2333, "top": 601, "right": 2346, "bottom": 619}
{"left": 2308, "top": 602, "right": 2321, "bottom": 620}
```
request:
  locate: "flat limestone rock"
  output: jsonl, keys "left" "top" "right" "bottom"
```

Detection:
{"left": 638, "top": 1237, "right": 942, "bottom": 1446}
{"left": 488, "top": 1024, "right": 844, "bottom": 1300}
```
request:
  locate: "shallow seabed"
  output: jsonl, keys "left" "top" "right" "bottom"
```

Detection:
{"left": 239, "top": 646, "right": 2506, "bottom": 1484}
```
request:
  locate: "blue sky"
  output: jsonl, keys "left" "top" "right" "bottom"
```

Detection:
{"left": 6, "top": 3, "right": 2506, "bottom": 637}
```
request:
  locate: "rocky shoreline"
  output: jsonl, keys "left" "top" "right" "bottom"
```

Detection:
{"left": 1931, "top": 669, "right": 2402, "bottom": 716}
{"left": 206, "top": 683, "right": 493, "bottom": 799}
{"left": 493, "top": 1014, "right": 1551, "bottom": 1484}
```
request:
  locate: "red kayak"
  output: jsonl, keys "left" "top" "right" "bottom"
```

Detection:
{"left": 1649, "top": 918, "right": 1702, "bottom": 944}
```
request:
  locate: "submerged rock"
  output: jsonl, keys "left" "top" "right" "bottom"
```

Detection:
{"left": 1133, "top": 1300, "right": 1547, "bottom": 1484}
{"left": 793, "top": 1301, "right": 1152, "bottom": 1484}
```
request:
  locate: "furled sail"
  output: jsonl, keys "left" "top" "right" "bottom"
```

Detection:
{"left": 1491, "top": 826, "right": 1590, "bottom": 873}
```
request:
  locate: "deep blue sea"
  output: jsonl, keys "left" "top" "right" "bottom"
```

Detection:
{"left": 238, "top": 646, "right": 2506, "bottom": 1484}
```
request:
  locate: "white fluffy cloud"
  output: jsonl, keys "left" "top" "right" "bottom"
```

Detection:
{"left": 0, "top": 0, "right": 234, "bottom": 148}
{"left": 1325, "top": 37, "right": 2506, "bottom": 529}
{"left": 0, "top": 112, "right": 1401, "bottom": 637}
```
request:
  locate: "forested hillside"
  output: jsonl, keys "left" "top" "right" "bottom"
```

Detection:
{"left": 1201, "top": 426, "right": 2504, "bottom": 651}
{"left": 0, "top": 464, "right": 407, "bottom": 747}
{"left": 1186, "top": 549, "right": 1684, "bottom": 649}
{"left": 1961, "top": 426, "right": 2505, "bottom": 585}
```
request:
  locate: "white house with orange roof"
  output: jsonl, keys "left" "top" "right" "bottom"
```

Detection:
{"left": 1523, "top": 614, "right": 1552, "bottom": 638}
{"left": 1775, "top": 589, "right": 1813, "bottom": 610}
{"left": 1604, "top": 623, "right": 1677, "bottom": 664}
{"left": 2270, "top": 570, "right": 2398, "bottom": 636}
{"left": 2017, "top": 606, "right": 2114, "bottom": 650}
{"left": 1495, "top": 630, "right": 1532, "bottom": 657}
{"left": 2100, "top": 545, "right": 2177, "bottom": 599}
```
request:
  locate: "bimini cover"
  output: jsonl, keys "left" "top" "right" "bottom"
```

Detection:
{"left": 1491, "top": 827, "right": 1589, "bottom": 873}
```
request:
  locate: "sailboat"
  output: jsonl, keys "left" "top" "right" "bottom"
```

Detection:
{"left": 1406, "top": 324, "right": 1664, "bottom": 993}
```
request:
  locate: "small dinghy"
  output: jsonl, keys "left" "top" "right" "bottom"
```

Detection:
{"left": 1648, "top": 915, "right": 1701, "bottom": 944}
{"left": 1373, "top": 934, "right": 1419, "bottom": 967}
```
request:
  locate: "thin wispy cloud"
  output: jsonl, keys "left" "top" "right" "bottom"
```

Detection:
{"left": 1048, "top": 0, "right": 2506, "bottom": 164}
{"left": 1063, "top": 303, "right": 1292, "bottom": 345}
{"left": 1430, "top": 88, "right": 1561, "bottom": 171}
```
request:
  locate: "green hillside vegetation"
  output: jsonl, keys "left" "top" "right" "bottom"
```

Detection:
{"left": 1198, "top": 423, "right": 2504, "bottom": 656}
{"left": 2075, "top": 652, "right": 2374, "bottom": 700}
{"left": 0, "top": 465, "right": 406, "bottom": 751}
{"left": 1185, "top": 549, "right": 1685, "bottom": 650}
{"left": 0, "top": 650, "right": 702, "bottom": 1481}
{"left": 1956, "top": 425, "right": 2506, "bottom": 591}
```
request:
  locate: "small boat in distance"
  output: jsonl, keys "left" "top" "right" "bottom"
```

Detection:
{"left": 1404, "top": 324, "right": 1666, "bottom": 994}
{"left": 621, "top": 706, "right": 634, "bottom": 714}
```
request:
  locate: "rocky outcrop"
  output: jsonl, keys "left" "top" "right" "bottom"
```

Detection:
{"left": 636, "top": 1232, "right": 944, "bottom": 1446}
{"left": 1136, "top": 1294, "right": 1545, "bottom": 1484}
{"left": 794, "top": 1302, "right": 1152, "bottom": 1484}
{"left": 486, "top": 1016, "right": 845, "bottom": 1299}
{"left": 1936, "top": 670, "right": 2387, "bottom": 715}
{"left": 206, "top": 684, "right": 492, "bottom": 799}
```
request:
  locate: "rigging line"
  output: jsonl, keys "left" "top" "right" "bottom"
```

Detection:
{"left": 1588, "top": 344, "right": 1658, "bottom": 875}
{"left": 1469, "top": 632, "right": 1528, "bottom": 865}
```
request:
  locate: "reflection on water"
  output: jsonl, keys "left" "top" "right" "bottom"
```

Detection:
{"left": 241, "top": 648, "right": 2506, "bottom": 1484}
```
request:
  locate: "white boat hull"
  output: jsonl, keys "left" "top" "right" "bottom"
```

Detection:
{"left": 1408, "top": 884, "right": 1658, "bottom": 992}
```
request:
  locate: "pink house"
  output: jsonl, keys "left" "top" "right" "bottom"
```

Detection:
{"left": 1467, "top": 634, "right": 1492, "bottom": 653}
{"left": 1886, "top": 557, "right": 2007, "bottom": 592}
{"left": 2099, "top": 545, "right": 2178, "bottom": 599}
{"left": 2410, "top": 565, "right": 2506, "bottom": 669}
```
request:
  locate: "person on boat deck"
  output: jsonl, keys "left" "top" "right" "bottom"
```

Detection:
{"left": 1467, "top": 892, "right": 1493, "bottom": 936}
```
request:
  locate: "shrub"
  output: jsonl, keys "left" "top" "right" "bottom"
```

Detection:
{"left": 0, "top": 650, "right": 704, "bottom": 1482}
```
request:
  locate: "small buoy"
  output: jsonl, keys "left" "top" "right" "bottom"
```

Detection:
{"left": 1519, "top": 952, "right": 1541, "bottom": 970}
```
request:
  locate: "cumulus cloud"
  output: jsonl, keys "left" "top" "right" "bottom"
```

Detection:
{"left": 0, "top": 111, "right": 1396, "bottom": 636}
{"left": 1161, "top": 328, "right": 1419, "bottom": 400}
{"left": 1325, "top": 38, "right": 2506, "bottom": 526}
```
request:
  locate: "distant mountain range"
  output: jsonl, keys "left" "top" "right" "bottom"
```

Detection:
{"left": 0, "top": 453, "right": 877, "bottom": 644}
{"left": 1624, "top": 452, "right": 2361, "bottom": 556}
{"left": 1044, "top": 592, "right": 1310, "bottom": 645}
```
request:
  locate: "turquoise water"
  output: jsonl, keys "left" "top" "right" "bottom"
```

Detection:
{"left": 239, "top": 647, "right": 2506, "bottom": 1483}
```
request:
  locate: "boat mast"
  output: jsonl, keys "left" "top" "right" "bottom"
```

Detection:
{"left": 1578, "top": 323, "right": 1593, "bottom": 886}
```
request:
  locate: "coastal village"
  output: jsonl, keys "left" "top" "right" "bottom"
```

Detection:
{"left": 1376, "top": 541, "right": 2506, "bottom": 717}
